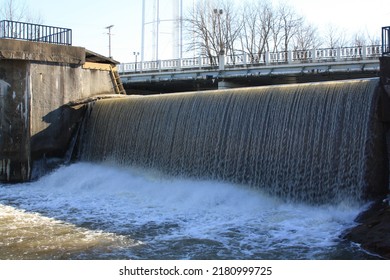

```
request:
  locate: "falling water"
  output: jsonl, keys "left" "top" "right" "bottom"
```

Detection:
{"left": 81, "top": 79, "right": 381, "bottom": 205}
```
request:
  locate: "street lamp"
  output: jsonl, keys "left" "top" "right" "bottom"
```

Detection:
{"left": 214, "top": 9, "right": 224, "bottom": 55}
{"left": 133, "top": 52, "right": 140, "bottom": 72}
{"left": 214, "top": 9, "right": 225, "bottom": 71}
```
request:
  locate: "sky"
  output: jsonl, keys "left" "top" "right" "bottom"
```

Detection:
{"left": 1, "top": 0, "right": 389, "bottom": 63}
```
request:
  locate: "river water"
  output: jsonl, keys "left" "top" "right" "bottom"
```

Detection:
{"left": 0, "top": 162, "right": 377, "bottom": 260}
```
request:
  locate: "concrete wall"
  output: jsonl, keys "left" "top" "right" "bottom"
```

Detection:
{"left": 380, "top": 56, "right": 390, "bottom": 194}
{"left": 0, "top": 60, "right": 30, "bottom": 182}
{"left": 0, "top": 39, "right": 117, "bottom": 182}
{"left": 29, "top": 63, "right": 114, "bottom": 157}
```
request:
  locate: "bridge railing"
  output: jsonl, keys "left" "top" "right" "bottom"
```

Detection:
{"left": 0, "top": 20, "right": 72, "bottom": 45}
{"left": 118, "top": 45, "right": 382, "bottom": 74}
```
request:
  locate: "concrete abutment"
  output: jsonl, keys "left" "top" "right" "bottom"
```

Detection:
{"left": 0, "top": 39, "right": 122, "bottom": 182}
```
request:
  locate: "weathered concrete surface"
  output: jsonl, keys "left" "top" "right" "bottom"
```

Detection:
{"left": 29, "top": 63, "right": 114, "bottom": 157}
{"left": 0, "top": 39, "right": 119, "bottom": 182}
{"left": 0, "top": 38, "right": 84, "bottom": 64}
{"left": 0, "top": 60, "right": 30, "bottom": 182}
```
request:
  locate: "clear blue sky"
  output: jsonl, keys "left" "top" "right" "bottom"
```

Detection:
{"left": 2, "top": 0, "right": 389, "bottom": 62}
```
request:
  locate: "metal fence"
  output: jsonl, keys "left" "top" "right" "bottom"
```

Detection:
{"left": 383, "top": 26, "right": 390, "bottom": 56}
{"left": 0, "top": 20, "right": 72, "bottom": 45}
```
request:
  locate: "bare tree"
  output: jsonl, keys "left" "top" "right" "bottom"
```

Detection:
{"left": 239, "top": 4, "right": 257, "bottom": 62}
{"left": 323, "top": 25, "right": 348, "bottom": 49}
{"left": 1, "top": 0, "right": 41, "bottom": 22}
{"left": 239, "top": 0, "right": 274, "bottom": 63}
{"left": 221, "top": 1, "right": 242, "bottom": 63}
{"left": 365, "top": 31, "right": 380, "bottom": 46}
{"left": 184, "top": 0, "right": 241, "bottom": 65}
{"left": 269, "top": 6, "right": 283, "bottom": 53}
{"left": 292, "top": 21, "right": 322, "bottom": 61}
{"left": 1, "top": 0, "right": 26, "bottom": 21}
{"left": 184, "top": 1, "right": 215, "bottom": 63}
{"left": 278, "top": 4, "right": 302, "bottom": 56}
{"left": 185, "top": 0, "right": 366, "bottom": 65}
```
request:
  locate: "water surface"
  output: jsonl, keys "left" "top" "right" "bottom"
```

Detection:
{"left": 0, "top": 163, "right": 375, "bottom": 259}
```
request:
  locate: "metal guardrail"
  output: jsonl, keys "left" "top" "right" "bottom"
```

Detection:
{"left": 0, "top": 20, "right": 72, "bottom": 45}
{"left": 383, "top": 26, "right": 390, "bottom": 56}
{"left": 118, "top": 45, "right": 382, "bottom": 74}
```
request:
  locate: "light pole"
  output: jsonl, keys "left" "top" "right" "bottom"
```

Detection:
{"left": 214, "top": 9, "right": 224, "bottom": 70}
{"left": 106, "top": 25, "right": 114, "bottom": 58}
{"left": 133, "top": 51, "right": 140, "bottom": 72}
{"left": 213, "top": 9, "right": 224, "bottom": 55}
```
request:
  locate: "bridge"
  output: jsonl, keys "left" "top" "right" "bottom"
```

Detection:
{"left": 119, "top": 45, "right": 382, "bottom": 94}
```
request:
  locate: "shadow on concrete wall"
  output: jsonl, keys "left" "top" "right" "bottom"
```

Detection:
{"left": 30, "top": 104, "right": 87, "bottom": 176}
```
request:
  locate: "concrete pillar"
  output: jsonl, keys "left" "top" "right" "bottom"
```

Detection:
{"left": 288, "top": 51, "right": 293, "bottom": 63}
{"left": 243, "top": 53, "right": 247, "bottom": 65}
{"left": 265, "top": 51, "right": 270, "bottom": 65}
{"left": 362, "top": 46, "right": 367, "bottom": 59}
{"left": 312, "top": 48, "right": 317, "bottom": 61}
{"left": 219, "top": 53, "right": 225, "bottom": 71}
{"left": 337, "top": 47, "right": 342, "bottom": 61}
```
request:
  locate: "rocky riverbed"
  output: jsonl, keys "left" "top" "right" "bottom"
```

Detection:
{"left": 344, "top": 197, "right": 390, "bottom": 259}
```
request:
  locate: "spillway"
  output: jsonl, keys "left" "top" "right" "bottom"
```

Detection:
{"left": 79, "top": 78, "right": 388, "bottom": 205}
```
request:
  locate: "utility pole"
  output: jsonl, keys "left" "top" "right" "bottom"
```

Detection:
{"left": 106, "top": 25, "right": 114, "bottom": 58}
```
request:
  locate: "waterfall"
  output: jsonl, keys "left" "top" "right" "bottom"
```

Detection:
{"left": 80, "top": 79, "right": 386, "bottom": 204}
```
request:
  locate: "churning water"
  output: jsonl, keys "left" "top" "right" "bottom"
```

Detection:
{"left": 0, "top": 79, "right": 385, "bottom": 259}
{"left": 0, "top": 163, "right": 375, "bottom": 259}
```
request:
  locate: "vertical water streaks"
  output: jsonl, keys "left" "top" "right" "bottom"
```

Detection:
{"left": 81, "top": 79, "right": 382, "bottom": 204}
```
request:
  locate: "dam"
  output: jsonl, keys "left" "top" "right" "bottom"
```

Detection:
{"left": 0, "top": 26, "right": 390, "bottom": 259}
{"left": 80, "top": 79, "right": 389, "bottom": 205}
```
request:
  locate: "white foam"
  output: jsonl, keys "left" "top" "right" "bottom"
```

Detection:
{"left": 0, "top": 162, "right": 364, "bottom": 259}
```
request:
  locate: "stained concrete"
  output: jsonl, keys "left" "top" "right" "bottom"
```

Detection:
{"left": 0, "top": 38, "right": 84, "bottom": 64}
{"left": 0, "top": 39, "right": 120, "bottom": 182}
{"left": 0, "top": 60, "right": 30, "bottom": 182}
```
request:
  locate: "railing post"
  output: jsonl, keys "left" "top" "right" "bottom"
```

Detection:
{"left": 336, "top": 47, "right": 341, "bottom": 61}
{"left": 265, "top": 51, "right": 270, "bottom": 65}
{"left": 219, "top": 53, "right": 225, "bottom": 71}
{"left": 288, "top": 50, "right": 293, "bottom": 63}
{"left": 362, "top": 45, "right": 367, "bottom": 59}
{"left": 178, "top": 58, "right": 182, "bottom": 70}
{"left": 312, "top": 48, "right": 317, "bottom": 62}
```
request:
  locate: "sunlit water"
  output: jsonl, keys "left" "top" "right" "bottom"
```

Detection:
{"left": 0, "top": 163, "right": 376, "bottom": 260}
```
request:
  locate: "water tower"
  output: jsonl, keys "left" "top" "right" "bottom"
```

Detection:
{"left": 141, "top": 0, "right": 183, "bottom": 62}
